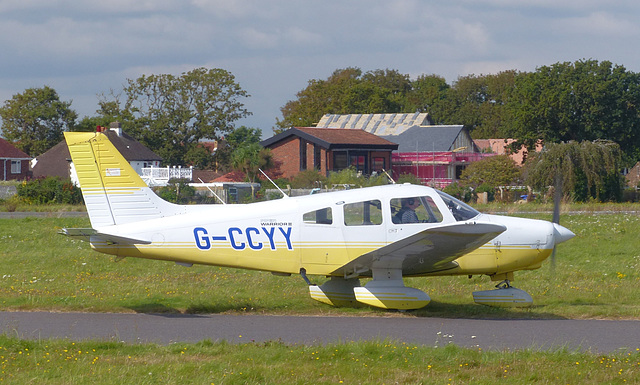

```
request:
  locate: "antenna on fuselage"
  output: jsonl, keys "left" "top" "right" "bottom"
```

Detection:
{"left": 197, "top": 178, "right": 226, "bottom": 205}
{"left": 259, "top": 169, "right": 289, "bottom": 198}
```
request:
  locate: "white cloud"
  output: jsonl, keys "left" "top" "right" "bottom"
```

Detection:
{"left": 2, "top": 0, "right": 640, "bottom": 130}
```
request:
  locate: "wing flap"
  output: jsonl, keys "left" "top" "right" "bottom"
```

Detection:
{"left": 60, "top": 227, "right": 151, "bottom": 245}
{"left": 332, "top": 221, "right": 506, "bottom": 277}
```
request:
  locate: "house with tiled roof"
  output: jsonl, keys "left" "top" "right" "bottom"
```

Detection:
{"left": 261, "top": 127, "right": 398, "bottom": 179}
{"left": 0, "top": 138, "right": 31, "bottom": 181}
{"left": 32, "top": 123, "right": 162, "bottom": 183}
{"left": 316, "top": 113, "right": 433, "bottom": 135}
{"left": 474, "top": 139, "right": 542, "bottom": 166}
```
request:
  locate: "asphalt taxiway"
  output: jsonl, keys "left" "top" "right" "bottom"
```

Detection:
{"left": 0, "top": 311, "right": 637, "bottom": 353}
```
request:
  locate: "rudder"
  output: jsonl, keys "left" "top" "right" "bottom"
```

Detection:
{"left": 64, "top": 132, "right": 184, "bottom": 228}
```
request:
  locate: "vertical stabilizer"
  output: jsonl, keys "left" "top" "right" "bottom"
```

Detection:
{"left": 64, "top": 132, "right": 184, "bottom": 228}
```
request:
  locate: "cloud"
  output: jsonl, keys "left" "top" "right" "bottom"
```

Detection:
{"left": 2, "top": 0, "right": 640, "bottom": 132}
{"left": 558, "top": 11, "right": 640, "bottom": 36}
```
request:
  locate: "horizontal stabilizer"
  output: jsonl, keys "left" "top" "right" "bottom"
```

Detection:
{"left": 60, "top": 227, "right": 151, "bottom": 245}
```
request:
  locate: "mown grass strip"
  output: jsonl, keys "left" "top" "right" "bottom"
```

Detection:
{"left": 1, "top": 211, "right": 640, "bottom": 319}
{"left": 1, "top": 335, "right": 638, "bottom": 384}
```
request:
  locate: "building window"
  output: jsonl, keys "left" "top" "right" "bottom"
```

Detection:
{"left": 10, "top": 160, "right": 21, "bottom": 174}
{"left": 228, "top": 187, "right": 238, "bottom": 203}
{"left": 349, "top": 153, "right": 367, "bottom": 173}
{"left": 314, "top": 145, "right": 322, "bottom": 170}
{"left": 300, "top": 140, "right": 307, "bottom": 171}
{"left": 372, "top": 157, "right": 385, "bottom": 172}
{"left": 333, "top": 152, "right": 348, "bottom": 171}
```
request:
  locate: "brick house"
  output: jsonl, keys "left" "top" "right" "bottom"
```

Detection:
{"left": 261, "top": 127, "right": 398, "bottom": 179}
{"left": 0, "top": 138, "right": 31, "bottom": 181}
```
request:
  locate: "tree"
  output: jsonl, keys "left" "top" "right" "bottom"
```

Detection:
{"left": 75, "top": 115, "right": 115, "bottom": 132}
{"left": 231, "top": 143, "right": 274, "bottom": 185}
{"left": 524, "top": 140, "right": 624, "bottom": 202}
{"left": 212, "top": 126, "right": 263, "bottom": 172}
{"left": 98, "top": 67, "right": 251, "bottom": 166}
{"left": 508, "top": 60, "right": 640, "bottom": 160}
{"left": 459, "top": 155, "right": 521, "bottom": 188}
{"left": 277, "top": 68, "right": 417, "bottom": 131}
{"left": 441, "top": 71, "right": 517, "bottom": 138}
{"left": 0, "top": 86, "right": 77, "bottom": 156}
{"left": 404, "top": 74, "right": 450, "bottom": 122}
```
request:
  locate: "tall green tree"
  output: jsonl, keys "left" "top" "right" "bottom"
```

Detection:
{"left": 442, "top": 71, "right": 517, "bottom": 138}
{"left": 508, "top": 60, "right": 640, "bottom": 159}
{"left": 98, "top": 67, "right": 251, "bottom": 167}
{"left": 404, "top": 74, "right": 450, "bottom": 122}
{"left": 277, "top": 68, "right": 416, "bottom": 131}
{"left": 214, "top": 126, "right": 263, "bottom": 172}
{"left": 231, "top": 143, "right": 274, "bottom": 199}
{"left": 524, "top": 140, "right": 624, "bottom": 202}
{"left": 0, "top": 86, "right": 77, "bottom": 156}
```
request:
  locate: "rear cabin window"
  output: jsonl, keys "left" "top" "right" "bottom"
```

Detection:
{"left": 391, "top": 196, "right": 444, "bottom": 224}
{"left": 344, "top": 200, "right": 382, "bottom": 226}
{"left": 303, "top": 207, "right": 333, "bottom": 225}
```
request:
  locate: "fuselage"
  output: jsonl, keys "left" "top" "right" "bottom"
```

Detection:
{"left": 89, "top": 184, "right": 568, "bottom": 280}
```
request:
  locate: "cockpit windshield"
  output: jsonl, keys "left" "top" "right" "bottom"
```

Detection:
{"left": 436, "top": 191, "right": 480, "bottom": 221}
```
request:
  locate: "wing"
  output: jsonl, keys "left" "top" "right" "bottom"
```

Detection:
{"left": 332, "top": 221, "right": 506, "bottom": 277}
{"left": 60, "top": 228, "right": 151, "bottom": 245}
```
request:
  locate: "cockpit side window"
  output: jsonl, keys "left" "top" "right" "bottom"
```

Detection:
{"left": 303, "top": 207, "right": 333, "bottom": 225}
{"left": 436, "top": 191, "right": 480, "bottom": 221}
{"left": 390, "top": 196, "right": 443, "bottom": 224}
{"left": 344, "top": 200, "right": 382, "bottom": 226}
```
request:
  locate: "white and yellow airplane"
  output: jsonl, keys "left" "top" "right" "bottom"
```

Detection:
{"left": 61, "top": 131, "right": 575, "bottom": 310}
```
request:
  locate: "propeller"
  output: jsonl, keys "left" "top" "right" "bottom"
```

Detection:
{"left": 550, "top": 173, "right": 575, "bottom": 271}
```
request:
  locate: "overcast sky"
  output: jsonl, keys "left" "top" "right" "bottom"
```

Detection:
{"left": 1, "top": 0, "right": 639, "bottom": 137}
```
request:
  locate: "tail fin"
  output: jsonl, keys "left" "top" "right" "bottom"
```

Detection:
{"left": 64, "top": 132, "right": 184, "bottom": 228}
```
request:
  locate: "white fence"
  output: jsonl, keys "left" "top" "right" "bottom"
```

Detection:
{"left": 141, "top": 166, "right": 193, "bottom": 186}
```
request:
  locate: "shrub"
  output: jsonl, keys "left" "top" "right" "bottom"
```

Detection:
{"left": 17, "top": 177, "right": 83, "bottom": 204}
{"left": 442, "top": 182, "right": 473, "bottom": 202}
{"left": 290, "top": 170, "right": 327, "bottom": 189}
{"left": 155, "top": 178, "right": 195, "bottom": 204}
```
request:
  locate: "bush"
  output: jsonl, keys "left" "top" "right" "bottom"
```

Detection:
{"left": 475, "top": 183, "right": 495, "bottom": 202}
{"left": 155, "top": 178, "right": 195, "bottom": 204}
{"left": 290, "top": 170, "right": 327, "bottom": 189}
{"left": 396, "top": 173, "right": 421, "bottom": 185}
{"left": 17, "top": 177, "right": 83, "bottom": 204}
{"left": 442, "top": 182, "right": 473, "bottom": 202}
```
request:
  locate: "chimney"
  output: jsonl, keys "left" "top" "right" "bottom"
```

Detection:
{"left": 109, "top": 122, "right": 123, "bottom": 136}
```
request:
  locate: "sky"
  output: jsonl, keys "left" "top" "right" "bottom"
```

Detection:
{"left": 1, "top": 0, "right": 640, "bottom": 138}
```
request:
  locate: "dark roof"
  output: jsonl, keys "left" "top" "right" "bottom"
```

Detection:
{"left": 261, "top": 127, "right": 398, "bottom": 150}
{"left": 32, "top": 130, "right": 162, "bottom": 179}
{"left": 0, "top": 138, "right": 30, "bottom": 159}
{"left": 103, "top": 130, "right": 162, "bottom": 161}
{"left": 379, "top": 125, "right": 465, "bottom": 152}
{"left": 31, "top": 140, "right": 71, "bottom": 179}
{"left": 192, "top": 169, "right": 223, "bottom": 183}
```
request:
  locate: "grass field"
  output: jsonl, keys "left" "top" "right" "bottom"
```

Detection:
{"left": 1, "top": 210, "right": 639, "bottom": 319}
{"left": 1, "top": 335, "right": 639, "bottom": 384}
{"left": 1, "top": 207, "right": 640, "bottom": 383}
